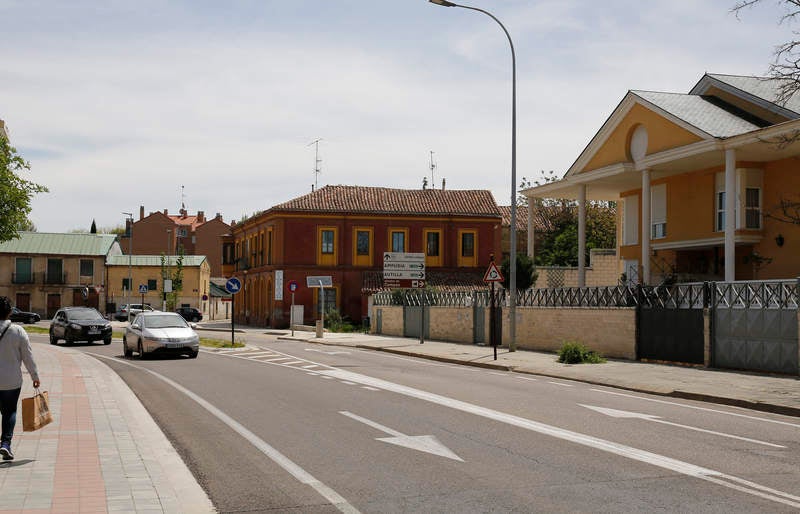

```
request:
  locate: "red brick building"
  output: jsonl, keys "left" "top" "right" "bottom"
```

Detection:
{"left": 221, "top": 185, "right": 502, "bottom": 327}
{"left": 120, "top": 206, "right": 230, "bottom": 277}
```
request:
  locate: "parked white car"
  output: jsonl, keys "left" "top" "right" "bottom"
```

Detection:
{"left": 123, "top": 311, "right": 199, "bottom": 359}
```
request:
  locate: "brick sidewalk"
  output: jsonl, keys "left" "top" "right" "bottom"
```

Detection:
{"left": 0, "top": 343, "right": 214, "bottom": 514}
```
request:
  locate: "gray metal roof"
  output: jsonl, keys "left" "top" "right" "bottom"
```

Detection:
{"left": 706, "top": 74, "right": 800, "bottom": 115}
{"left": 632, "top": 91, "right": 762, "bottom": 138}
{"left": 0, "top": 232, "right": 119, "bottom": 256}
{"left": 106, "top": 255, "right": 208, "bottom": 267}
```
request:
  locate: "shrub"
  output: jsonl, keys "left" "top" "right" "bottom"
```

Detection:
{"left": 557, "top": 341, "right": 606, "bottom": 364}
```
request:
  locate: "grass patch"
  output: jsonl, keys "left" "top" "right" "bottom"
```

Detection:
{"left": 557, "top": 341, "right": 606, "bottom": 364}
{"left": 200, "top": 337, "right": 245, "bottom": 349}
{"left": 23, "top": 326, "right": 49, "bottom": 335}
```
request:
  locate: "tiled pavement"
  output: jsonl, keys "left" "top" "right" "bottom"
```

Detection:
{"left": 0, "top": 343, "right": 214, "bottom": 514}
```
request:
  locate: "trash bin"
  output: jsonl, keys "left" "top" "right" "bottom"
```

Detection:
{"left": 362, "top": 316, "right": 370, "bottom": 333}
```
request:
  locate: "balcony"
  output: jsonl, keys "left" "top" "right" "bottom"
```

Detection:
{"left": 11, "top": 273, "right": 35, "bottom": 284}
{"left": 42, "top": 272, "right": 67, "bottom": 285}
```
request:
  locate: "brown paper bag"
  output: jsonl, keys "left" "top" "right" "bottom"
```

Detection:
{"left": 22, "top": 390, "right": 53, "bottom": 432}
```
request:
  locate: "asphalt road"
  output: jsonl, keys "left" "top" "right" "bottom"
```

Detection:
{"left": 42, "top": 332, "right": 800, "bottom": 513}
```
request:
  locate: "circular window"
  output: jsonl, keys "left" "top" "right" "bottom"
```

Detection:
{"left": 630, "top": 125, "right": 648, "bottom": 162}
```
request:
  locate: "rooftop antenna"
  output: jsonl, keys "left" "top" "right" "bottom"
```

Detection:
{"left": 181, "top": 185, "right": 186, "bottom": 210}
{"left": 307, "top": 138, "right": 323, "bottom": 190}
{"left": 429, "top": 151, "right": 437, "bottom": 189}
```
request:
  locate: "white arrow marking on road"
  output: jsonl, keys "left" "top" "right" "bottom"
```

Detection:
{"left": 580, "top": 405, "right": 786, "bottom": 448}
{"left": 340, "top": 411, "right": 463, "bottom": 462}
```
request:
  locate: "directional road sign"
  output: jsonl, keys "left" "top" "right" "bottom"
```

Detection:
{"left": 383, "top": 252, "right": 426, "bottom": 286}
{"left": 383, "top": 252, "right": 425, "bottom": 262}
{"left": 225, "top": 277, "right": 242, "bottom": 294}
{"left": 306, "top": 276, "right": 332, "bottom": 287}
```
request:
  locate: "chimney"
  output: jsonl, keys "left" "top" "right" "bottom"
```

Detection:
{"left": 139, "top": 205, "right": 145, "bottom": 220}
{"left": 180, "top": 208, "right": 187, "bottom": 218}
{"left": 215, "top": 212, "right": 222, "bottom": 220}
{"left": 197, "top": 211, "right": 205, "bottom": 223}
{"left": 442, "top": 178, "right": 446, "bottom": 190}
{"left": 163, "top": 209, "right": 168, "bottom": 215}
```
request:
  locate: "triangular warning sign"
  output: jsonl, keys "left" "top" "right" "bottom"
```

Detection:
{"left": 483, "top": 262, "right": 504, "bottom": 282}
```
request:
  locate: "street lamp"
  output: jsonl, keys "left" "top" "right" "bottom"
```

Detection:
{"left": 122, "top": 212, "right": 134, "bottom": 323}
{"left": 164, "top": 229, "right": 172, "bottom": 311}
{"left": 429, "top": 0, "right": 518, "bottom": 351}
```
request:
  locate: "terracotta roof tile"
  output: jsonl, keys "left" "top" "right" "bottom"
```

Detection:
{"left": 362, "top": 270, "right": 488, "bottom": 293}
{"left": 271, "top": 185, "right": 501, "bottom": 217}
{"left": 497, "top": 205, "right": 532, "bottom": 231}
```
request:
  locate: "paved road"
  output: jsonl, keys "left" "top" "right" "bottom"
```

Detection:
{"left": 56, "top": 333, "right": 800, "bottom": 513}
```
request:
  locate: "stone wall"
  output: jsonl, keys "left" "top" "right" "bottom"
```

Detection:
{"left": 428, "top": 307, "right": 474, "bottom": 344}
{"left": 373, "top": 306, "right": 404, "bottom": 336}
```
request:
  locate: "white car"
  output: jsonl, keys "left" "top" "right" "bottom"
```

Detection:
{"left": 123, "top": 311, "right": 199, "bottom": 359}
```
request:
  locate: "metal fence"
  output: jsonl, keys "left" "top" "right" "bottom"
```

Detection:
{"left": 712, "top": 280, "right": 798, "bottom": 309}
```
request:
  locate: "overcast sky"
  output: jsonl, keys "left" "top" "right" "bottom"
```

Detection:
{"left": 1, "top": 0, "right": 792, "bottom": 232}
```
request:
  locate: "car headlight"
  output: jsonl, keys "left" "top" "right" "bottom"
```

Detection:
{"left": 70, "top": 323, "right": 81, "bottom": 330}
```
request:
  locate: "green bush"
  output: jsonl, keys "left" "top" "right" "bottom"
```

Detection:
{"left": 557, "top": 341, "right": 606, "bottom": 364}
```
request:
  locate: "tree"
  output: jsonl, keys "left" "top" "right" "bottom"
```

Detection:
{"left": 732, "top": 0, "right": 800, "bottom": 103}
{"left": 519, "top": 171, "right": 617, "bottom": 267}
{"left": 16, "top": 218, "right": 36, "bottom": 232}
{"left": 161, "top": 249, "right": 185, "bottom": 310}
{"left": 0, "top": 136, "right": 48, "bottom": 242}
{"left": 90, "top": 219, "right": 97, "bottom": 234}
{"left": 501, "top": 253, "right": 538, "bottom": 291}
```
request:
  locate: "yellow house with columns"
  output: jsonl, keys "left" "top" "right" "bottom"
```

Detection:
{"left": 524, "top": 73, "right": 800, "bottom": 285}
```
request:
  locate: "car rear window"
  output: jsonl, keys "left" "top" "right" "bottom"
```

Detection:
{"left": 143, "top": 315, "right": 188, "bottom": 329}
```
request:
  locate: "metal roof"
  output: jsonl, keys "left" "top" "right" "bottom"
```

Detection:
{"left": 0, "top": 232, "right": 119, "bottom": 256}
{"left": 106, "top": 255, "right": 208, "bottom": 267}
{"left": 633, "top": 91, "right": 762, "bottom": 138}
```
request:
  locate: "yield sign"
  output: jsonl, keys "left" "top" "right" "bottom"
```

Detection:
{"left": 483, "top": 262, "right": 504, "bottom": 282}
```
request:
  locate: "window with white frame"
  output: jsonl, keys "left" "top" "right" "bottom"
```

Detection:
{"left": 715, "top": 169, "right": 762, "bottom": 231}
{"left": 716, "top": 191, "right": 726, "bottom": 232}
{"left": 650, "top": 183, "right": 666, "bottom": 239}
{"left": 622, "top": 195, "right": 638, "bottom": 246}
{"left": 745, "top": 187, "right": 761, "bottom": 229}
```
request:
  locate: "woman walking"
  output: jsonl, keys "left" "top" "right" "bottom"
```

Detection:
{"left": 0, "top": 296, "right": 40, "bottom": 460}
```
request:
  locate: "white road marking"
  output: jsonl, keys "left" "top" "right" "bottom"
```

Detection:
{"left": 303, "top": 365, "right": 321, "bottom": 369}
{"left": 548, "top": 381, "right": 574, "bottom": 387}
{"left": 340, "top": 411, "right": 463, "bottom": 461}
{"left": 516, "top": 376, "right": 537, "bottom": 382}
{"left": 362, "top": 386, "right": 380, "bottom": 391}
{"left": 282, "top": 361, "right": 304, "bottom": 365}
{"left": 319, "top": 368, "right": 800, "bottom": 509}
{"left": 92, "top": 354, "right": 360, "bottom": 513}
{"left": 590, "top": 388, "right": 800, "bottom": 428}
{"left": 306, "top": 348, "right": 351, "bottom": 355}
{"left": 581, "top": 405, "right": 786, "bottom": 448}
{"left": 340, "top": 381, "right": 356, "bottom": 385}
{"left": 489, "top": 372, "right": 507, "bottom": 376}
{"left": 242, "top": 351, "right": 274, "bottom": 358}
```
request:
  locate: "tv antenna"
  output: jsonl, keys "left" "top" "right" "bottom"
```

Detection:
{"left": 308, "top": 138, "right": 323, "bottom": 190}
{"left": 429, "top": 151, "right": 437, "bottom": 189}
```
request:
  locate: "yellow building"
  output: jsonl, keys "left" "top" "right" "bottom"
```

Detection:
{"left": 525, "top": 73, "right": 800, "bottom": 285}
{"left": 105, "top": 255, "right": 211, "bottom": 314}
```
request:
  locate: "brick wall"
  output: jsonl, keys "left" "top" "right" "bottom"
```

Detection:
{"left": 428, "top": 307, "right": 474, "bottom": 343}
{"left": 374, "top": 306, "right": 404, "bottom": 336}
{"left": 538, "top": 249, "right": 620, "bottom": 288}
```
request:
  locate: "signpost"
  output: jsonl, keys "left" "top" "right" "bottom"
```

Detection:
{"left": 483, "top": 256, "right": 504, "bottom": 360}
{"left": 306, "top": 276, "right": 332, "bottom": 338}
{"left": 138, "top": 284, "right": 148, "bottom": 314}
{"left": 382, "top": 252, "right": 426, "bottom": 289}
{"left": 383, "top": 253, "right": 427, "bottom": 343}
{"left": 288, "top": 280, "right": 298, "bottom": 336}
{"left": 225, "top": 277, "right": 242, "bottom": 347}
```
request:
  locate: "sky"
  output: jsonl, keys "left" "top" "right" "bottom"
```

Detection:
{"left": 1, "top": 0, "right": 794, "bottom": 233}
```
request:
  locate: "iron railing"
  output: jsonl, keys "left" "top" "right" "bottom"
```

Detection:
{"left": 712, "top": 280, "right": 798, "bottom": 310}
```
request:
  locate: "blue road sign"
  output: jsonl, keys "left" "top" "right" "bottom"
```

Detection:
{"left": 225, "top": 277, "right": 242, "bottom": 294}
{"left": 138, "top": 284, "right": 148, "bottom": 294}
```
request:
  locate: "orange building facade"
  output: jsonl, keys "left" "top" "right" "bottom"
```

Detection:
{"left": 525, "top": 73, "right": 800, "bottom": 285}
{"left": 221, "top": 185, "right": 502, "bottom": 328}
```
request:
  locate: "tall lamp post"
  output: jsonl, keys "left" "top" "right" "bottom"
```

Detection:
{"left": 429, "top": 0, "right": 517, "bottom": 351}
{"left": 122, "top": 212, "right": 134, "bottom": 323}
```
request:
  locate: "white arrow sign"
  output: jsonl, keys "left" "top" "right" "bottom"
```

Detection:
{"left": 340, "top": 411, "right": 463, "bottom": 461}
{"left": 580, "top": 405, "right": 785, "bottom": 448}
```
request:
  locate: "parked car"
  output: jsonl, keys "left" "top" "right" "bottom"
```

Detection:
{"left": 175, "top": 307, "right": 203, "bottom": 322}
{"left": 10, "top": 307, "right": 40, "bottom": 324}
{"left": 123, "top": 311, "right": 199, "bottom": 359}
{"left": 49, "top": 307, "right": 112, "bottom": 345}
{"left": 114, "top": 303, "right": 155, "bottom": 321}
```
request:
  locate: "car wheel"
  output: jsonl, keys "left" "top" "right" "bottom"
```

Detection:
{"left": 192, "top": 316, "right": 199, "bottom": 322}
{"left": 189, "top": 351, "right": 198, "bottom": 359}
{"left": 103, "top": 337, "right": 111, "bottom": 345}
{"left": 123, "top": 337, "right": 133, "bottom": 357}
{"left": 28, "top": 316, "right": 35, "bottom": 324}
{"left": 49, "top": 332, "right": 58, "bottom": 345}
{"left": 138, "top": 340, "right": 146, "bottom": 359}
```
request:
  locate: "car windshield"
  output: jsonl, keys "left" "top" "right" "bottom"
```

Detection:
{"left": 68, "top": 309, "right": 104, "bottom": 321}
{"left": 143, "top": 315, "right": 188, "bottom": 329}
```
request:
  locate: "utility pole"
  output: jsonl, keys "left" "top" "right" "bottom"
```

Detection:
{"left": 308, "top": 138, "right": 323, "bottom": 190}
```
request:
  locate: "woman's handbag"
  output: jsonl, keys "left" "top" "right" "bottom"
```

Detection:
{"left": 22, "top": 389, "right": 53, "bottom": 432}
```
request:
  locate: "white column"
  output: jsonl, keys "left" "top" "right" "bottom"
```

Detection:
{"left": 725, "top": 148, "right": 736, "bottom": 282}
{"left": 641, "top": 169, "right": 650, "bottom": 285}
{"left": 527, "top": 200, "right": 535, "bottom": 258}
{"left": 578, "top": 184, "right": 587, "bottom": 287}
